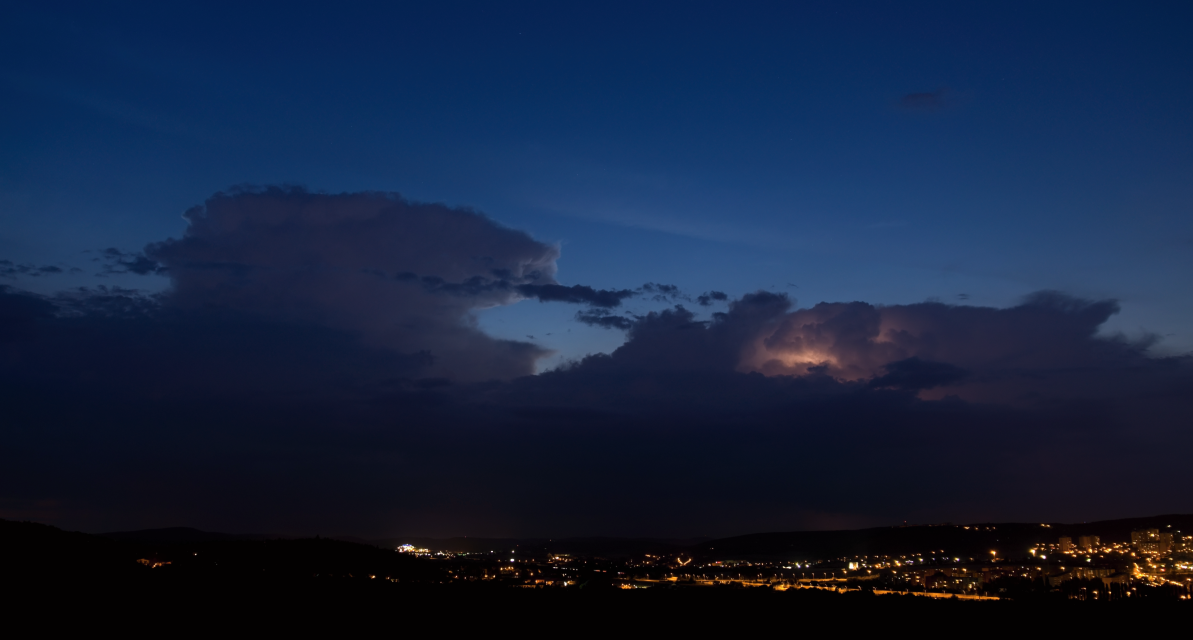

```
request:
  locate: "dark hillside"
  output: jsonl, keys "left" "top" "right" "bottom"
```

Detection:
{"left": 101, "top": 527, "right": 289, "bottom": 543}
{"left": 0, "top": 519, "right": 146, "bottom": 583}
{"left": 372, "top": 536, "right": 701, "bottom": 557}
{"left": 0, "top": 519, "right": 441, "bottom": 585}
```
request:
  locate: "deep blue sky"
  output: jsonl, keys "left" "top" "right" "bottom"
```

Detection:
{"left": 3, "top": 1, "right": 1191, "bottom": 367}
{"left": 3, "top": 2, "right": 1193, "bottom": 536}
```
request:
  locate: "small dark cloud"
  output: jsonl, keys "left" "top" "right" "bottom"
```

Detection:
{"left": 368, "top": 271, "right": 634, "bottom": 308}
{"left": 0, "top": 259, "right": 69, "bottom": 278}
{"left": 576, "top": 309, "right": 635, "bottom": 330}
{"left": 100, "top": 248, "right": 165, "bottom": 275}
{"left": 636, "top": 282, "right": 686, "bottom": 303}
{"left": 641, "top": 283, "right": 680, "bottom": 295}
{"left": 696, "top": 291, "right": 729, "bottom": 306}
{"left": 517, "top": 283, "right": 635, "bottom": 308}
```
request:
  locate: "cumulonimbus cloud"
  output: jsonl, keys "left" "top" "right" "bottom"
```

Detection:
{"left": 4, "top": 208, "right": 1193, "bottom": 535}
{"left": 3, "top": 187, "right": 634, "bottom": 385}
{"left": 139, "top": 186, "right": 570, "bottom": 381}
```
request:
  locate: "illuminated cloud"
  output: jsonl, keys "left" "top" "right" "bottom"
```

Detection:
{"left": 743, "top": 292, "right": 1155, "bottom": 401}
{"left": 541, "top": 289, "right": 1179, "bottom": 406}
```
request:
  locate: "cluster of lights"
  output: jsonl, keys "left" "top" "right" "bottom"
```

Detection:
{"left": 383, "top": 525, "right": 1192, "bottom": 598}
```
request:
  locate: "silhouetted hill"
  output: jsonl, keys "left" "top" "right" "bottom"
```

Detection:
{"left": 376, "top": 515, "right": 1193, "bottom": 561}
{"left": 101, "top": 526, "right": 290, "bottom": 543}
{"left": 0, "top": 519, "right": 146, "bottom": 582}
{"left": 139, "top": 537, "right": 442, "bottom": 583}
{"left": 102, "top": 526, "right": 378, "bottom": 546}
{"left": 371, "top": 536, "right": 711, "bottom": 557}
{"left": 1, "top": 519, "right": 440, "bottom": 585}
{"left": 8, "top": 512, "right": 1190, "bottom": 582}
{"left": 694, "top": 514, "right": 1193, "bottom": 561}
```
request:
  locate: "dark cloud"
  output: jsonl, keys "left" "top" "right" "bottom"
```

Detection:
{"left": 0, "top": 186, "right": 649, "bottom": 398}
{"left": 0, "top": 260, "right": 66, "bottom": 278}
{"left": 517, "top": 283, "right": 635, "bottom": 308}
{"left": 0, "top": 186, "right": 646, "bottom": 393}
{"left": 2, "top": 189, "right": 1192, "bottom": 537}
{"left": 0, "top": 285, "right": 447, "bottom": 408}
{"left": 99, "top": 248, "right": 164, "bottom": 275}
{"left": 575, "top": 309, "right": 635, "bottom": 330}
{"left": 742, "top": 291, "right": 1158, "bottom": 403}
{"left": 592, "top": 292, "right": 792, "bottom": 374}
{"left": 639, "top": 282, "right": 685, "bottom": 303}
{"left": 2, "top": 281, "right": 1191, "bottom": 536}
{"left": 696, "top": 290, "right": 728, "bottom": 306}
{"left": 378, "top": 272, "right": 634, "bottom": 308}
{"left": 141, "top": 186, "right": 563, "bottom": 381}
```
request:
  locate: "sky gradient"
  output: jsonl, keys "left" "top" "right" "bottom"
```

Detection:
{"left": 1, "top": 1, "right": 1191, "bottom": 537}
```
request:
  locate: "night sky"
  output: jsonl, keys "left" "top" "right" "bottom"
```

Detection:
{"left": 2, "top": 2, "right": 1191, "bottom": 538}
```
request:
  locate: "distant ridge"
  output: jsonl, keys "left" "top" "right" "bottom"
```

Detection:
{"left": 98, "top": 527, "right": 380, "bottom": 546}
{"left": 370, "top": 536, "right": 713, "bottom": 557}
{"left": 95, "top": 528, "right": 710, "bottom": 556}
{"left": 2, "top": 519, "right": 441, "bottom": 585}
{"left": 100, "top": 527, "right": 292, "bottom": 543}
{"left": 691, "top": 514, "right": 1193, "bottom": 560}
{"left": 89, "top": 514, "right": 1193, "bottom": 560}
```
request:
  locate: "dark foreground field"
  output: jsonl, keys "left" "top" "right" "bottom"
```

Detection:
{"left": 12, "top": 580, "right": 1186, "bottom": 635}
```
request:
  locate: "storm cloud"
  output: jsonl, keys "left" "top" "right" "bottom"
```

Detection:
{"left": 138, "top": 186, "right": 569, "bottom": 381}
{"left": 1, "top": 188, "right": 1191, "bottom": 537}
{"left": 739, "top": 292, "right": 1162, "bottom": 403}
